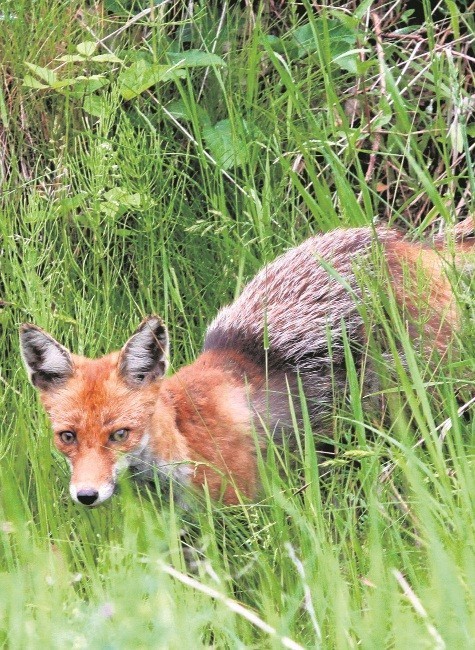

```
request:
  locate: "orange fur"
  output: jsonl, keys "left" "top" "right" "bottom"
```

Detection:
{"left": 384, "top": 239, "right": 460, "bottom": 351}
{"left": 164, "top": 351, "right": 259, "bottom": 502}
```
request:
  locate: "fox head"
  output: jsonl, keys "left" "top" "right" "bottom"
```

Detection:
{"left": 19, "top": 316, "right": 173, "bottom": 507}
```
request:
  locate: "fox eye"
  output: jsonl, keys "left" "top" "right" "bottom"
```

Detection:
{"left": 59, "top": 431, "right": 76, "bottom": 444}
{"left": 109, "top": 429, "right": 129, "bottom": 443}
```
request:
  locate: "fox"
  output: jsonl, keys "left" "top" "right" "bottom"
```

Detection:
{"left": 20, "top": 222, "right": 474, "bottom": 507}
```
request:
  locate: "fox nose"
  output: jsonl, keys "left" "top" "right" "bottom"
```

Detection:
{"left": 76, "top": 489, "right": 99, "bottom": 506}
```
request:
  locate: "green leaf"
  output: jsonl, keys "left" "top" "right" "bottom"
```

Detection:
{"left": 58, "top": 192, "right": 88, "bottom": 214}
{"left": 114, "top": 228, "right": 136, "bottom": 237}
{"left": 100, "top": 188, "right": 141, "bottom": 218}
{"left": 103, "top": 188, "right": 142, "bottom": 207}
{"left": 118, "top": 60, "right": 185, "bottom": 100}
{"left": 72, "top": 78, "right": 110, "bottom": 96}
{"left": 260, "top": 35, "right": 285, "bottom": 54}
{"left": 83, "top": 94, "right": 105, "bottom": 117}
{"left": 91, "top": 53, "right": 123, "bottom": 63}
{"left": 373, "top": 98, "right": 393, "bottom": 128}
{"left": 352, "top": 0, "right": 374, "bottom": 20}
{"left": 76, "top": 41, "right": 98, "bottom": 57}
{"left": 167, "top": 99, "right": 211, "bottom": 126}
{"left": 49, "top": 77, "right": 78, "bottom": 89}
{"left": 261, "top": 34, "right": 299, "bottom": 60}
{"left": 23, "top": 75, "right": 49, "bottom": 89}
{"left": 168, "top": 50, "right": 226, "bottom": 68}
{"left": 24, "top": 62, "right": 57, "bottom": 85}
{"left": 332, "top": 49, "right": 363, "bottom": 73}
{"left": 292, "top": 19, "right": 357, "bottom": 62}
{"left": 50, "top": 75, "right": 109, "bottom": 95}
{"left": 57, "top": 54, "right": 86, "bottom": 63}
{"left": 202, "top": 119, "right": 247, "bottom": 170}
{"left": 166, "top": 99, "right": 189, "bottom": 120}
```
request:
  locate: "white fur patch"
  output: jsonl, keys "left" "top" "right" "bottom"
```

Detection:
{"left": 127, "top": 432, "right": 191, "bottom": 499}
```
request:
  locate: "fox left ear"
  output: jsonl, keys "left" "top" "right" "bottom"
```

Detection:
{"left": 19, "top": 324, "right": 74, "bottom": 390}
{"left": 119, "top": 316, "right": 169, "bottom": 385}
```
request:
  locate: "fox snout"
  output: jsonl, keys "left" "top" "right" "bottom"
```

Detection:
{"left": 68, "top": 450, "right": 126, "bottom": 507}
{"left": 70, "top": 481, "right": 116, "bottom": 507}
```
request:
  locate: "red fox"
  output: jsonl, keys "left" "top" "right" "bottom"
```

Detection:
{"left": 20, "top": 224, "right": 473, "bottom": 507}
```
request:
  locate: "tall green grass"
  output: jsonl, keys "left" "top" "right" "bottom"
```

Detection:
{"left": 1, "top": 1, "right": 475, "bottom": 647}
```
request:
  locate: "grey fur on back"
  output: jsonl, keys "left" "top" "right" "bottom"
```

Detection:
{"left": 204, "top": 227, "right": 397, "bottom": 435}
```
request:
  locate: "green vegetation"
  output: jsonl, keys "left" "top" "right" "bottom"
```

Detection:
{"left": 1, "top": 1, "right": 475, "bottom": 647}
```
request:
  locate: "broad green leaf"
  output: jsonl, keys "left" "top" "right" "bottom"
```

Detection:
{"left": 71, "top": 77, "right": 109, "bottom": 95}
{"left": 332, "top": 48, "right": 363, "bottom": 73}
{"left": 50, "top": 75, "right": 109, "bottom": 95}
{"left": 261, "top": 34, "right": 299, "bottom": 60}
{"left": 24, "top": 62, "right": 57, "bottom": 85}
{"left": 166, "top": 99, "right": 189, "bottom": 120}
{"left": 352, "top": 0, "right": 374, "bottom": 19}
{"left": 57, "top": 54, "right": 86, "bottom": 63}
{"left": 103, "top": 188, "right": 141, "bottom": 207}
{"left": 118, "top": 60, "right": 185, "bottom": 100}
{"left": 58, "top": 192, "right": 87, "bottom": 214}
{"left": 265, "top": 19, "right": 358, "bottom": 69}
{"left": 292, "top": 19, "right": 357, "bottom": 63}
{"left": 101, "top": 188, "right": 142, "bottom": 218}
{"left": 76, "top": 41, "right": 98, "bottom": 57}
{"left": 23, "top": 75, "right": 49, "bottom": 89}
{"left": 49, "top": 78, "right": 79, "bottom": 89}
{"left": 203, "top": 119, "right": 247, "bottom": 170}
{"left": 260, "top": 35, "right": 285, "bottom": 54}
{"left": 114, "top": 228, "right": 136, "bottom": 237}
{"left": 168, "top": 50, "right": 226, "bottom": 68}
{"left": 83, "top": 94, "right": 105, "bottom": 117}
{"left": 167, "top": 99, "right": 211, "bottom": 126}
{"left": 91, "top": 53, "right": 123, "bottom": 63}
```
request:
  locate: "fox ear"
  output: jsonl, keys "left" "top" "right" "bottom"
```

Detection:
{"left": 19, "top": 324, "right": 74, "bottom": 390}
{"left": 119, "top": 316, "right": 169, "bottom": 385}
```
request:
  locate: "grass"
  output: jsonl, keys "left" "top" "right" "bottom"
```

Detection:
{"left": 1, "top": 0, "right": 475, "bottom": 647}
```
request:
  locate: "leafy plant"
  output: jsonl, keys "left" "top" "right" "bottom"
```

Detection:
{"left": 263, "top": 13, "right": 360, "bottom": 72}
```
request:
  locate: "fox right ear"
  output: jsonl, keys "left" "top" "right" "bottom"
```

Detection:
{"left": 19, "top": 325, "right": 74, "bottom": 390}
{"left": 119, "top": 316, "right": 169, "bottom": 386}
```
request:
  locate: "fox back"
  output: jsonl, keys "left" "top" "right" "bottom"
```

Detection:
{"left": 205, "top": 227, "right": 462, "bottom": 433}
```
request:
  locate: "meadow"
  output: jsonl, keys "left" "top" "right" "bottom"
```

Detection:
{"left": 1, "top": 1, "right": 475, "bottom": 647}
